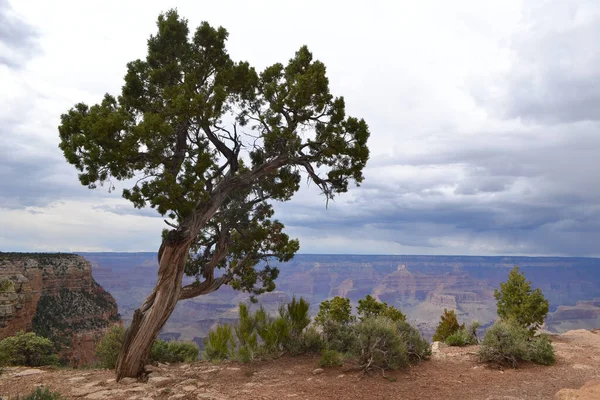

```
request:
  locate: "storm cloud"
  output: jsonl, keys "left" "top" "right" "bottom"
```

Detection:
{"left": 1, "top": 0, "right": 599, "bottom": 256}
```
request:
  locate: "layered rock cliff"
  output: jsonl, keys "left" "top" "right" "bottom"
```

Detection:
{"left": 0, "top": 253, "right": 120, "bottom": 366}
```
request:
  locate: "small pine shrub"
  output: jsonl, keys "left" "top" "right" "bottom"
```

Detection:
{"left": 355, "top": 317, "right": 408, "bottom": 372}
{"left": 255, "top": 311, "right": 289, "bottom": 357}
{"left": 204, "top": 324, "right": 234, "bottom": 361}
{"left": 235, "top": 304, "right": 259, "bottom": 362}
{"left": 0, "top": 331, "right": 59, "bottom": 367}
{"left": 315, "top": 297, "right": 355, "bottom": 327}
{"left": 445, "top": 321, "right": 479, "bottom": 346}
{"left": 396, "top": 320, "right": 431, "bottom": 362}
{"left": 319, "top": 349, "right": 344, "bottom": 367}
{"left": 478, "top": 320, "right": 555, "bottom": 367}
{"left": 432, "top": 309, "right": 464, "bottom": 342}
{"left": 23, "top": 387, "right": 65, "bottom": 400}
{"left": 357, "top": 295, "right": 406, "bottom": 322}
{"left": 96, "top": 325, "right": 125, "bottom": 369}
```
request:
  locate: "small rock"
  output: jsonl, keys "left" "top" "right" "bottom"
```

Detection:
{"left": 68, "top": 376, "right": 87, "bottom": 382}
{"left": 312, "top": 368, "right": 324, "bottom": 375}
{"left": 148, "top": 376, "right": 173, "bottom": 387}
{"left": 198, "top": 367, "right": 220, "bottom": 374}
{"left": 178, "top": 378, "right": 198, "bottom": 386}
{"left": 337, "top": 374, "right": 345, "bottom": 378}
{"left": 119, "top": 377, "right": 138, "bottom": 385}
{"left": 182, "top": 385, "right": 196, "bottom": 392}
{"left": 85, "top": 389, "right": 125, "bottom": 399}
{"left": 169, "top": 395, "right": 187, "bottom": 399}
{"left": 225, "top": 367, "right": 240, "bottom": 371}
{"left": 145, "top": 364, "right": 160, "bottom": 372}
{"left": 14, "top": 368, "right": 45, "bottom": 377}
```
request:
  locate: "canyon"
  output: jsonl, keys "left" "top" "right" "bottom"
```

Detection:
{"left": 83, "top": 253, "right": 600, "bottom": 345}
{"left": 0, "top": 253, "right": 120, "bottom": 366}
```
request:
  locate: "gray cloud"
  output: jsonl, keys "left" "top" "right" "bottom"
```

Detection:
{"left": 0, "top": 0, "right": 39, "bottom": 68}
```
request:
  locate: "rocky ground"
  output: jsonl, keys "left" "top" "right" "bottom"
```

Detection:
{"left": 1, "top": 329, "right": 600, "bottom": 400}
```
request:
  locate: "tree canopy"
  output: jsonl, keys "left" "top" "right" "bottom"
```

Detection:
{"left": 58, "top": 10, "right": 370, "bottom": 300}
{"left": 494, "top": 266, "right": 549, "bottom": 333}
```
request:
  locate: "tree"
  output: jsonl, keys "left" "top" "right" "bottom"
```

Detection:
{"left": 432, "top": 309, "right": 463, "bottom": 342}
{"left": 494, "top": 266, "right": 549, "bottom": 333}
{"left": 314, "top": 296, "right": 355, "bottom": 327}
{"left": 356, "top": 294, "right": 406, "bottom": 322}
{"left": 57, "top": 10, "right": 369, "bottom": 380}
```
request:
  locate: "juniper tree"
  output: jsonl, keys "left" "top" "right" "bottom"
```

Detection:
{"left": 58, "top": 10, "right": 370, "bottom": 379}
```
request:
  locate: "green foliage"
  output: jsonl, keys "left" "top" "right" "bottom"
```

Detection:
{"left": 235, "top": 303, "right": 259, "bottom": 362}
{"left": 0, "top": 331, "right": 59, "bottom": 367}
{"left": 151, "top": 340, "right": 199, "bottom": 363}
{"left": 355, "top": 317, "right": 408, "bottom": 372}
{"left": 57, "top": 9, "right": 370, "bottom": 300}
{"left": 494, "top": 266, "right": 550, "bottom": 333}
{"left": 0, "top": 279, "right": 14, "bottom": 293}
{"left": 97, "top": 326, "right": 199, "bottom": 367}
{"left": 527, "top": 335, "right": 556, "bottom": 366}
{"left": 95, "top": 325, "right": 125, "bottom": 369}
{"left": 357, "top": 295, "right": 406, "bottom": 322}
{"left": 432, "top": 309, "right": 464, "bottom": 342}
{"left": 315, "top": 297, "right": 355, "bottom": 327}
{"left": 478, "top": 320, "right": 555, "bottom": 367}
{"left": 255, "top": 307, "right": 289, "bottom": 356}
{"left": 319, "top": 349, "right": 344, "bottom": 367}
{"left": 295, "top": 326, "right": 324, "bottom": 355}
{"left": 23, "top": 387, "right": 65, "bottom": 400}
{"left": 321, "top": 321, "right": 357, "bottom": 353}
{"left": 445, "top": 321, "right": 480, "bottom": 347}
{"left": 204, "top": 324, "right": 235, "bottom": 361}
{"left": 396, "top": 320, "right": 431, "bottom": 362}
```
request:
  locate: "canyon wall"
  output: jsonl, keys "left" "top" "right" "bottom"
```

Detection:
{"left": 0, "top": 253, "right": 120, "bottom": 366}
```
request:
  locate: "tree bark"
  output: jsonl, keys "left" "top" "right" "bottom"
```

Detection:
{"left": 115, "top": 235, "right": 191, "bottom": 380}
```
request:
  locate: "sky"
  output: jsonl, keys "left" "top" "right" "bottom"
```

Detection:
{"left": 1, "top": 0, "right": 599, "bottom": 256}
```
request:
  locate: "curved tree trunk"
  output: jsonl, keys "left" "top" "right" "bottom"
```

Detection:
{"left": 115, "top": 236, "right": 191, "bottom": 381}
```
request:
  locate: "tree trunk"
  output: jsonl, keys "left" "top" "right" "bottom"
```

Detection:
{"left": 115, "top": 236, "right": 190, "bottom": 381}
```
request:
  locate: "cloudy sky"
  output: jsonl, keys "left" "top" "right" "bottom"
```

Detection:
{"left": 1, "top": 0, "right": 599, "bottom": 256}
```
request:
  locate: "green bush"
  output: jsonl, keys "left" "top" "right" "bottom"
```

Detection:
{"left": 432, "top": 309, "right": 463, "bottom": 342}
{"left": 495, "top": 266, "right": 549, "bottom": 333}
{"left": 235, "top": 304, "right": 259, "bottom": 362}
{"left": 355, "top": 317, "right": 408, "bottom": 372}
{"left": 315, "top": 297, "right": 355, "bottom": 327}
{"left": 151, "top": 340, "right": 199, "bottom": 363}
{"left": 322, "top": 320, "right": 357, "bottom": 353}
{"left": 0, "top": 331, "right": 59, "bottom": 367}
{"left": 204, "top": 324, "right": 235, "bottom": 361}
{"left": 255, "top": 307, "right": 289, "bottom": 356}
{"left": 478, "top": 320, "right": 555, "bottom": 367}
{"left": 96, "top": 326, "right": 199, "bottom": 367}
{"left": 23, "top": 387, "right": 65, "bottom": 400}
{"left": 319, "top": 349, "right": 344, "bottom": 367}
{"left": 527, "top": 335, "right": 555, "bottom": 366}
{"left": 445, "top": 321, "right": 479, "bottom": 347}
{"left": 357, "top": 295, "right": 406, "bottom": 322}
{"left": 95, "top": 325, "right": 125, "bottom": 369}
{"left": 396, "top": 320, "right": 431, "bottom": 362}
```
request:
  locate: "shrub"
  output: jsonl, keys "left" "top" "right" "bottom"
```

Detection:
{"left": 23, "top": 387, "right": 65, "bottom": 400}
{"left": 527, "top": 335, "right": 555, "bottom": 366}
{"left": 478, "top": 320, "right": 555, "bottom": 367}
{"left": 355, "top": 317, "right": 408, "bottom": 372}
{"left": 357, "top": 295, "right": 406, "bottom": 322}
{"left": 280, "top": 297, "right": 314, "bottom": 355}
{"left": 97, "top": 326, "right": 199, "bottom": 367}
{"left": 0, "top": 331, "right": 59, "bottom": 367}
{"left": 314, "top": 297, "right": 355, "bottom": 327}
{"left": 445, "top": 321, "right": 479, "bottom": 347}
{"left": 151, "top": 340, "right": 199, "bottom": 363}
{"left": 204, "top": 324, "right": 235, "bottom": 361}
{"left": 322, "top": 320, "right": 357, "bottom": 353}
{"left": 235, "top": 303, "right": 259, "bottom": 362}
{"left": 255, "top": 308, "right": 289, "bottom": 357}
{"left": 96, "top": 325, "right": 125, "bottom": 369}
{"left": 396, "top": 320, "right": 431, "bottom": 362}
{"left": 495, "top": 266, "right": 549, "bottom": 333}
{"left": 319, "top": 349, "right": 344, "bottom": 367}
{"left": 432, "top": 309, "right": 463, "bottom": 342}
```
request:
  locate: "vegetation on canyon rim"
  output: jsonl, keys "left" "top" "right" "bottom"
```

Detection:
{"left": 57, "top": 7, "right": 370, "bottom": 379}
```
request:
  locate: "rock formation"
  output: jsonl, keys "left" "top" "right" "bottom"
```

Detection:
{"left": 0, "top": 253, "right": 120, "bottom": 367}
